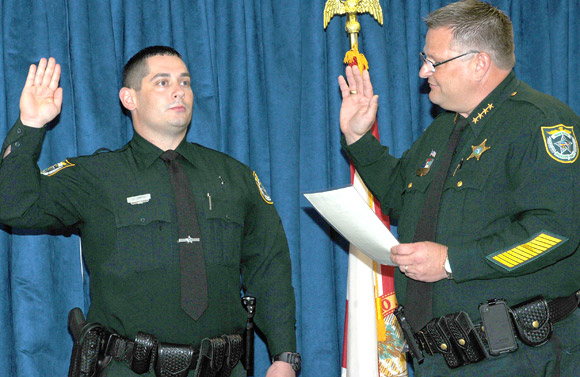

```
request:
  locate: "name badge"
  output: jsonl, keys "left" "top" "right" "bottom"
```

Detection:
{"left": 127, "top": 194, "right": 151, "bottom": 205}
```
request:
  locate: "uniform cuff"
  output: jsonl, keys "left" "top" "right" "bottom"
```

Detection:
{"left": 341, "top": 131, "right": 385, "bottom": 166}
{"left": 2, "top": 119, "right": 46, "bottom": 160}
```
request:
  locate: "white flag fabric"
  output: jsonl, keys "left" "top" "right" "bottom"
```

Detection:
{"left": 342, "top": 244, "right": 380, "bottom": 377}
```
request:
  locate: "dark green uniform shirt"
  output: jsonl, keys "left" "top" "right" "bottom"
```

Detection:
{"left": 0, "top": 122, "right": 296, "bottom": 357}
{"left": 343, "top": 71, "right": 580, "bottom": 321}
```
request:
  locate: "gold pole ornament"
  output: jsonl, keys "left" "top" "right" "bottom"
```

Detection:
{"left": 323, "top": 0, "right": 383, "bottom": 73}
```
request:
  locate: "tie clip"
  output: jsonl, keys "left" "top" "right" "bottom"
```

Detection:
{"left": 178, "top": 236, "right": 200, "bottom": 243}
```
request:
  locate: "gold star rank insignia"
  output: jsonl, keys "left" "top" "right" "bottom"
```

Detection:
{"left": 466, "top": 139, "right": 491, "bottom": 161}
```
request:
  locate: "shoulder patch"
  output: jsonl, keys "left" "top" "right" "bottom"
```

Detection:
{"left": 41, "top": 159, "right": 75, "bottom": 176}
{"left": 253, "top": 171, "right": 273, "bottom": 204}
{"left": 486, "top": 231, "right": 567, "bottom": 271}
{"left": 541, "top": 124, "right": 578, "bottom": 163}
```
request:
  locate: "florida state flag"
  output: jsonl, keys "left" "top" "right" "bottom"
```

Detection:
{"left": 323, "top": 3, "right": 408, "bottom": 375}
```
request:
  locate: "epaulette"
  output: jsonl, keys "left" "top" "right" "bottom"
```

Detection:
{"left": 92, "top": 147, "right": 112, "bottom": 155}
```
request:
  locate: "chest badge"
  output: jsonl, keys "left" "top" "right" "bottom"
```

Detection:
{"left": 416, "top": 150, "right": 436, "bottom": 176}
{"left": 466, "top": 139, "right": 491, "bottom": 161}
{"left": 541, "top": 124, "right": 578, "bottom": 163}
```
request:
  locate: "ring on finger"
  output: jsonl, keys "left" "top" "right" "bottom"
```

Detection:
{"left": 404, "top": 265, "right": 408, "bottom": 274}
{"left": 349, "top": 90, "right": 358, "bottom": 94}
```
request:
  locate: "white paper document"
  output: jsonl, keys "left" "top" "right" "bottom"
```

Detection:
{"left": 304, "top": 185, "right": 398, "bottom": 265}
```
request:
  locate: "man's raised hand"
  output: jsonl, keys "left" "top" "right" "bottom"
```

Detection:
{"left": 338, "top": 65, "right": 379, "bottom": 145}
{"left": 19, "top": 57, "right": 63, "bottom": 128}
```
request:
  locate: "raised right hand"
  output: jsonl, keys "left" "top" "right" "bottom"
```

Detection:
{"left": 19, "top": 57, "right": 63, "bottom": 128}
{"left": 337, "top": 65, "right": 379, "bottom": 145}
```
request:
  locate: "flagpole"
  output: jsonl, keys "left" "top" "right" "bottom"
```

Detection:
{"left": 324, "top": 1, "right": 407, "bottom": 376}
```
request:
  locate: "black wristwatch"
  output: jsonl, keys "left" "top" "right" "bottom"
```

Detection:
{"left": 272, "top": 352, "right": 302, "bottom": 372}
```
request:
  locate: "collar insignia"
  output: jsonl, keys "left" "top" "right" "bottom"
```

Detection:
{"left": 472, "top": 103, "right": 494, "bottom": 124}
{"left": 541, "top": 124, "right": 578, "bottom": 163}
{"left": 466, "top": 139, "right": 491, "bottom": 161}
{"left": 253, "top": 171, "right": 273, "bottom": 204}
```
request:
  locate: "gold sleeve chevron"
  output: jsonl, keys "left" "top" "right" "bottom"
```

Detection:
{"left": 487, "top": 231, "right": 567, "bottom": 271}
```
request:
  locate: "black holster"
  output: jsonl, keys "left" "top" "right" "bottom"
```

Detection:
{"left": 68, "top": 308, "right": 111, "bottom": 377}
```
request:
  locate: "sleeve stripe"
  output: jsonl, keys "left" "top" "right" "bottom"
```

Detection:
{"left": 487, "top": 231, "right": 567, "bottom": 271}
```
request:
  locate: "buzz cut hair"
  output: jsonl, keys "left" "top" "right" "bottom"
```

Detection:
{"left": 122, "top": 46, "right": 183, "bottom": 90}
{"left": 424, "top": 0, "right": 515, "bottom": 70}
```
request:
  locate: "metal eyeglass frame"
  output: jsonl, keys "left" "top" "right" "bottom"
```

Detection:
{"left": 420, "top": 51, "right": 480, "bottom": 72}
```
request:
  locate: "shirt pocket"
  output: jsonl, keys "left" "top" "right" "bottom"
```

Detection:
{"left": 440, "top": 163, "right": 498, "bottom": 237}
{"left": 112, "top": 203, "right": 174, "bottom": 274}
{"left": 398, "top": 177, "right": 432, "bottom": 241}
{"left": 202, "top": 196, "right": 245, "bottom": 266}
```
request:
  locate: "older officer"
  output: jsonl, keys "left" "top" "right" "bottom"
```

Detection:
{"left": 339, "top": 1, "right": 580, "bottom": 376}
{"left": 0, "top": 46, "right": 299, "bottom": 376}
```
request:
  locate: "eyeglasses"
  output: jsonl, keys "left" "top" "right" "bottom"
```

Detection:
{"left": 420, "top": 51, "right": 479, "bottom": 72}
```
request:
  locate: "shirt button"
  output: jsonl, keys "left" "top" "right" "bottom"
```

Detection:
{"left": 225, "top": 215, "right": 231, "bottom": 220}
{"left": 408, "top": 183, "right": 413, "bottom": 189}
{"left": 14, "top": 141, "right": 21, "bottom": 148}
{"left": 140, "top": 218, "right": 146, "bottom": 223}
{"left": 457, "top": 181, "right": 463, "bottom": 187}
{"left": 16, "top": 128, "right": 22, "bottom": 134}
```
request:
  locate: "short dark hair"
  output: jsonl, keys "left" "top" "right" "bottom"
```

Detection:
{"left": 425, "top": 0, "right": 515, "bottom": 70}
{"left": 122, "top": 46, "right": 183, "bottom": 90}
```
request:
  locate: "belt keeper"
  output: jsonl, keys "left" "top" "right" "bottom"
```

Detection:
{"left": 104, "top": 333, "right": 125, "bottom": 362}
{"left": 131, "top": 331, "right": 158, "bottom": 374}
{"left": 210, "top": 337, "right": 226, "bottom": 371}
{"left": 221, "top": 334, "right": 242, "bottom": 369}
{"left": 416, "top": 330, "right": 434, "bottom": 356}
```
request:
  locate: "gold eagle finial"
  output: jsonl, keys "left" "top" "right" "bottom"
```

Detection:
{"left": 323, "top": 0, "right": 383, "bottom": 30}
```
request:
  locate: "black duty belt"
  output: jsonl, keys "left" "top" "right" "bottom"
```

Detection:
{"left": 395, "top": 290, "right": 580, "bottom": 370}
{"left": 104, "top": 332, "right": 242, "bottom": 377}
{"left": 67, "top": 310, "right": 245, "bottom": 377}
{"left": 68, "top": 297, "right": 256, "bottom": 377}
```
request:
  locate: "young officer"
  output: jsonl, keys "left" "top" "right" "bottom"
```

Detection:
{"left": 0, "top": 46, "right": 300, "bottom": 376}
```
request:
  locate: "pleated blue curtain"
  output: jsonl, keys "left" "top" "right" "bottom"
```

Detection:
{"left": 0, "top": 1, "right": 578, "bottom": 376}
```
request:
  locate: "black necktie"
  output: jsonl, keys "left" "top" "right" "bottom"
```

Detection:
{"left": 160, "top": 150, "right": 208, "bottom": 320}
{"left": 405, "top": 117, "right": 468, "bottom": 330}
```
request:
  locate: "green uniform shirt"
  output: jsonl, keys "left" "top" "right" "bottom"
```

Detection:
{"left": 343, "top": 71, "right": 580, "bottom": 321}
{"left": 0, "top": 122, "right": 296, "bottom": 357}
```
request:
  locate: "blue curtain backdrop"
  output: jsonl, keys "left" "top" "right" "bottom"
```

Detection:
{"left": 1, "top": 0, "right": 578, "bottom": 376}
